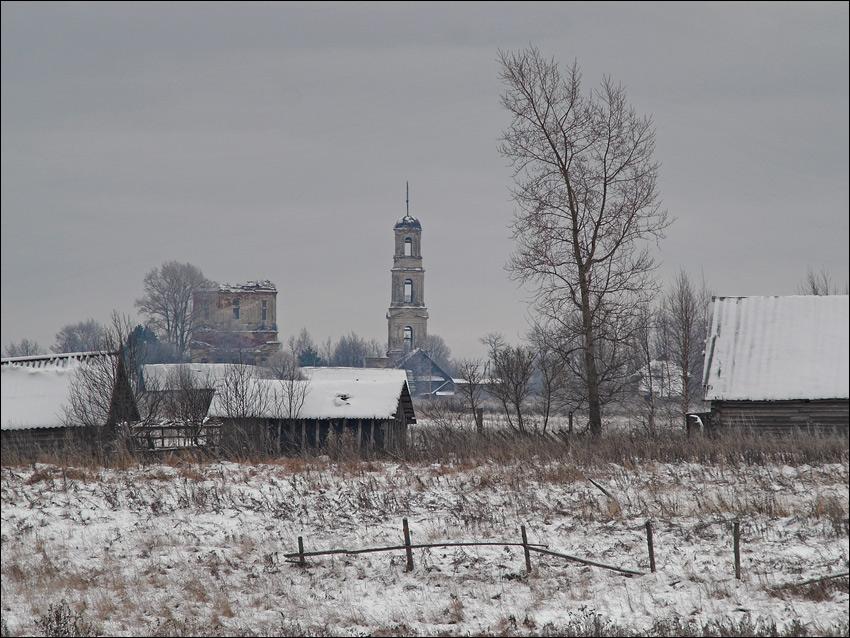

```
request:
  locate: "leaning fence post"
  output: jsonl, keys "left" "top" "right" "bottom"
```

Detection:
{"left": 733, "top": 520, "right": 741, "bottom": 580}
{"left": 403, "top": 518, "right": 414, "bottom": 572}
{"left": 521, "top": 525, "right": 532, "bottom": 573}
{"left": 645, "top": 520, "right": 656, "bottom": 573}
{"left": 298, "top": 536, "right": 306, "bottom": 567}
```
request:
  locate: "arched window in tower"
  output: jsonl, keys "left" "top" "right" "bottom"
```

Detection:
{"left": 403, "top": 326, "right": 413, "bottom": 351}
{"left": 404, "top": 279, "right": 413, "bottom": 303}
{"left": 404, "top": 237, "right": 412, "bottom": 256}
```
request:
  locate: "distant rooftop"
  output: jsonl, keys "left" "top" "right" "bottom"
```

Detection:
{"left": 394, "top": 215, "right": 421, "bottom": 230}
{"left": 201, "top": 280, "right": 276, "bottom": 293}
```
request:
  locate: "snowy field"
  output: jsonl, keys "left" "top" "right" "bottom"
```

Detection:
{"left": 1, "top": 434, "right": 848, "bottom": 636}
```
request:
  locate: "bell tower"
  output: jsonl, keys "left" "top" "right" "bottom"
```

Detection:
{"left": 387, "top": 184, "right": 428, "bottom": 360}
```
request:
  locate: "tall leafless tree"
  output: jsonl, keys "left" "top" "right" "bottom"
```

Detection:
{"left": 64, "top": 312, "right": 141, "bottom": 432}
{"left": 798, "top": 266, "right": 848, "bottom": 296}
{"left": 265, "top": 351, "right": 311, "bottom": 453}
{"left": 425, "top": 333, "right": 453, "bottom": 374}
{"left": 4, "top": 338, "right": 45, "bottom": 357}
{"left": 528, "top": 327, "right": 568, "bottom": 434}
{"left": 631, "top": 302, "right": 662, "bottom": 433}
{"left": 499, "top": 47, "right": 670, "bottom": 435}
{"left": 135, "top": 261, "right": 207, "bottom": 357}
{"left": 456, "top": 358, "right": 485, "bottom": 434}
{"left": 159, "top": 366, "right": 215, "bottom": 424}
{"left": 52, "top": 319, "right": 107, "bottom": 354}
{"left": 217, "top": 362, "right": 270, "bottom": 421}
{"left": 661, "top": 269, "right": 713, "bottom": 428}
{"left": 482, "top": 333, "right": 537, "bottom": 434}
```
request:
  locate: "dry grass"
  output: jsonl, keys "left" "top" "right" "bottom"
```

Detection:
{"left": 1, "top": 415, "right": 847, "bottom": 637}
{"left": 2, "top": 414, "right": 847, "bottom": 473}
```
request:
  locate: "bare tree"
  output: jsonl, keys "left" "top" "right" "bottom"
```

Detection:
{"left": 456, "top": 358, "right": 485, "bottom": 434}
{"left": 159, "top": 366, "right": 215, "bottom": 424}
{"left": 529, "top": 327, "right": 568, "bottom": 433}
{"left": 52, "top": 319, "right": 106, "bottom": 353}
{"left": 482, "top": 333, "right": 537, "bottom": 434}
{"left": 798, "top": 266, "right": 848, "bottom": 296}
{"left": 217, "top": 362, "right": 270, "bottom": 420}
{"left": 499, "top": 47, "right": 670, "bottom": 435}
{"left": 135, "top": 261, "right": 207, "bottom": 357}
{"left": 331, "top": 332, "right": 377, "bottom": 367}
{"left": 320, "top": 337, "right": 334, "bottom": 368}
{"left": 631, "top": 302, "right": 662, "bottom": 433}
{"left": 4, "top": 338, "right": 45, "bottom": 357}
{"left": 64, "top": 313, "right": 141, "bottom": 432}
{"left": 661, "top": 269, "right": 713, "bottom": 428}
{"left": 265, "top": 351, "right": 311, "bottom": 453}
{"left": 425, "top": 333, "right": 453, "bottom": 373}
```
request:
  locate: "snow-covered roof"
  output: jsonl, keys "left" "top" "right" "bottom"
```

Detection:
{"left": 0, "top": 355, "right": 118, "bottom": 430}
{"left": 702, "top": 295, "right": 849, "bottom": 401}
{"left": 1, "top": 364, "right": 77, "bottom": 430}
{"left": 300, "top": 367, "right": 411, "bottom": 420}
{"left": 142, "top": 363, "right": 261, "bottom": 390}
{"left": 634, "top": 360, "right": 684, "bottom": 398}
{"left": 208, "top": 367, "right": 412, "bottom": 421}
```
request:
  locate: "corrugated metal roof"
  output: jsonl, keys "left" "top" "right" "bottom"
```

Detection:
{"left": 702, "top": 295, "right": 849, "bottom": 401}
{"left": 0, "top": 355, "right": 123, "bottom": 430}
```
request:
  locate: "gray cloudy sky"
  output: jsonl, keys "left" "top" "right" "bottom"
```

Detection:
{"left": 2, "top": 1, "right": 848, "bottom": 361}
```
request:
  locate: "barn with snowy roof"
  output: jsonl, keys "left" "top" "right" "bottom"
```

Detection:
{"left": 1, "top": 351, "right": 139, "bottom": 457}
{"left": 701, "top": 295, "right": 849, "bottom": 433}
{"left": 150, "top": 364, "right": 415, "bottom": 454}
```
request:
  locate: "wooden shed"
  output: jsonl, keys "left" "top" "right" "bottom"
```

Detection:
{"left": 1, "top": 351, "right": 139, "bottom": 457}
{"left": 207, "top": 366, "right": 416, "bottom": 454}
{"left": 702, "top": 295, "right": 849, "bottom": 433}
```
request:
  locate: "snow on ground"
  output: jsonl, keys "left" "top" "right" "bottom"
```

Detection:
{"left": 1, "top": 453, "right": 848, "bottom": 636}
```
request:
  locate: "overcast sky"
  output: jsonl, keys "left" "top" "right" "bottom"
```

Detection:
{"left": 2, "top": 1, "right": 848, "bottom": 361}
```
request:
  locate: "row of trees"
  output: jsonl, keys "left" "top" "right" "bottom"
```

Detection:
{"left": 453, "top": 268, "right": 713, "bottom": 436}
{"left": 491, "top": 46, "right": 847, "bottom": 436}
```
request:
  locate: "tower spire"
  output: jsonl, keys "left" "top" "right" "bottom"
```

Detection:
{"left": 406, "top": 181, "right": 409, "bottom": 217}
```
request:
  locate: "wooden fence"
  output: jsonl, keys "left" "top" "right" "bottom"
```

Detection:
{"left": 127, "top": 421, "right": 222, "bottom": 453}
{"left": 283, "top": 518, "right": 644, "bottom": 577}
{"left": 279, "top": 517, "right": 848, "bottom": 589}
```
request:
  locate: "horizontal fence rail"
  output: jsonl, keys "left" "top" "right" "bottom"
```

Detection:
{"left": 283, "top": 541, "right": 549, "bottom": 561}
{"left": 284, "top": 519, "right": 647, "bottom": 577}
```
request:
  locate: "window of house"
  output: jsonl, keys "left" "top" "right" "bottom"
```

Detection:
{"left": 233, "top": 298, "right": 240, "bottom": 320}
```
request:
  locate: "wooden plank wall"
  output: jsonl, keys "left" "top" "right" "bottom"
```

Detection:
{"left": 711, "top": 399, "right": 849, "bottom": 434}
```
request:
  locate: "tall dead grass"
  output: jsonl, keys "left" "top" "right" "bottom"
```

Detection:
{"left": 2, "top": 418, "right": 847, "bottom": 472}
{"left": 406, "top": 425, "right": 849, "bottom": 469}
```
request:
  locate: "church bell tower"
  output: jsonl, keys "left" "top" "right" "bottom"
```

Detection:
{"left": 387, "top": 185, "right": 428, "bottom": 360}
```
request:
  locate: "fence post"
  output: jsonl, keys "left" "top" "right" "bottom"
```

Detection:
{"left": 521, "top": 525, "right": 532, "bottom": 573}
{"left": 645, "top": 520, "right": 656, "bottom": 573}
{"left": 733, "top": 520, "right": 741, "bottom": 580}
{"left": 403, "top": 518, "right": 414, "bottom": 572}
{"left": 298, "top": 536, "right": 306, "bottom": 567}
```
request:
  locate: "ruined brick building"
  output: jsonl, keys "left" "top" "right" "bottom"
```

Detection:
{"left": 189, "top": 280, "right": 280, "bottom": 365}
